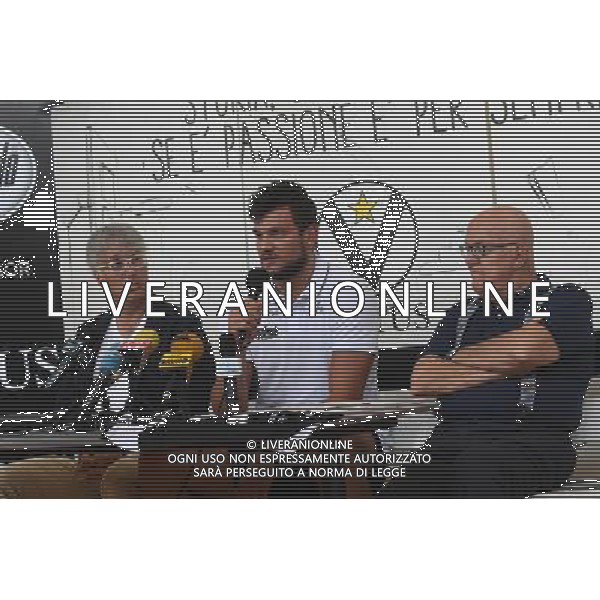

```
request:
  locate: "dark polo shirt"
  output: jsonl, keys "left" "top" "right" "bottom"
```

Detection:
{"left": 423, "top": 283, "right": 594, "bottom": 433}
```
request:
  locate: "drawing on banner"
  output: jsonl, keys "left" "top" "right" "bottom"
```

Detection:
{"left": 85, "top": 126, "right": 118, "bottom": 225}
{"left": 320, "top": 181, "right": 418, "bottom": 290}
{"left": 528, "top": 157, "right": 560, "bottom": 213}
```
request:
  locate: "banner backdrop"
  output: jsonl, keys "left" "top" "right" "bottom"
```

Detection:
{"left": 50, "top": 101, "right": 600, "bottom": 340}
{"left": 45, "top": 102, "right": 600, "bottom": 498}
{"left": 0, "top": 100, "right": 597, "bottom": 499}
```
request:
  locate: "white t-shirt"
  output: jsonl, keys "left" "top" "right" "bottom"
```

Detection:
{"left": 93, "top": 317, "right": 147, "bottom": 451}
{"left": 246, "top": 258, "right": 379, "bottom": 411}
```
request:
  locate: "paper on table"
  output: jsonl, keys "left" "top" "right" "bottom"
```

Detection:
{"left": 104, "top": 423, "right": 147, "bottom": 452}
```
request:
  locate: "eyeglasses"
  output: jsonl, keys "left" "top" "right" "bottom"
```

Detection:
{"left": 97, "top": 253, "right": 144, "bottom": 272}
{"left": 459, "top": 243, "right": 517, "bottom": 259}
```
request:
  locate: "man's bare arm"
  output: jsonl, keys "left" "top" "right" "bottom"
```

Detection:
{"left": 329, "top": 351, "right": 375, "bottom": 404}
{"left": 411, "top": 320, "right": 560, "bottom": 397}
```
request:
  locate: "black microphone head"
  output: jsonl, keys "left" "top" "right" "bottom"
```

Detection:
{"left": 65, "top": 335, "right": 94, "bottom": 370}
{"left": 63, "top": 338, "right": 84, "bottom": 355}
{"left": 118, "top": 348, "right": 145, "bottom": 373}
{"left": 219, "top": 333, "right": 239, "bottom": 358}
{"left": 246, "top": 268, "right": 270, "bottom": 300}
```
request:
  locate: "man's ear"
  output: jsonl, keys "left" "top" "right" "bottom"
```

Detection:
{"left": 304, "top": 222, "right": 319, "bottom": 250}
{"left": 515, "top": 244, "right": 529, "bottom": 267}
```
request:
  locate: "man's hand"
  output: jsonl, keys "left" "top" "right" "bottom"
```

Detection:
{"left": 411, "top": 319, "right": 560, "bottom": 397}
{"left": 451, "top": 319, "right": 559, "bottom": 375}
{"left": 228, "top": 299, "right": 262, "bottom": 349}
{"left": 209, "top": 378, "right": 226, "bottom": 415}
{"left": 411, "top": 355, "right": 504, "bottom": 397}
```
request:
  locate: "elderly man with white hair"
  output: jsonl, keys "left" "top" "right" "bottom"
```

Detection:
{"left": 0, "top": 223, "right": 215, "bottom": 498}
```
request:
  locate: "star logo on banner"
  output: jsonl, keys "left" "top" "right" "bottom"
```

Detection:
{"left": 352, "top": 192, "right": 377, "bottom": 223}
{"left": 320, "top": 181, "right": 418, "bottom": 290}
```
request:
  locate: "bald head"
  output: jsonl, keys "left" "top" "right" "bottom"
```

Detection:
{"left": 467, "top": 205, "right": 534, "bottom": 248}
{"left": 464, "top": 205, "right": 536, "bottom": 296}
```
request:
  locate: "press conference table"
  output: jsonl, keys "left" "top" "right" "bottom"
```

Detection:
{"left": 0, "top": 429, "right": 110, "bottom": 452}
{"left": 0, "top": 395, "right": 438, "bottom": 463}
{"left": 0, "top": 395, "right": 434, "bottom": 497}
{"left": 134, "top": 396, "right": 439, "bottom": 498}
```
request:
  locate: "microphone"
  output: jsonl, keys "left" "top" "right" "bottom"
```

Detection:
{"left": 157, "top": 331, "right": 205, "bottom": 413}
{"left": 73, "top": 329, "right": 160, "bottom": 431}
{"left": 159, "top": 331, "right": 205, "bottom": 377}
{"left": 139, "top": 332, "right": 207, "bottom": 447}
{"left": 246, "top": 267, "right": 270, "bottom": 300}
{"left": 235, "top": 268, "right": 271, "bottom": 348}
{"left": 119, "top": 328, "right": 161, "bottom": 375}
{"left": 217, "top": 332, "right": 245, "bottom": 424}
{"left": 73, "top": 370, "right": 118, "bottom": 430}
{"left": 44, "top": 335, "right": 93, "bottom": 388}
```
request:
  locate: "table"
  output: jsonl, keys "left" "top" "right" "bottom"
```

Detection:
{"left": 0, "top": 428, "right": 113, "bottom": 463}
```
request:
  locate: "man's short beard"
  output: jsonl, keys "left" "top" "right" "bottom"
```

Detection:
{"left": 270, "top": 250, "right": 309, "bottom": 281}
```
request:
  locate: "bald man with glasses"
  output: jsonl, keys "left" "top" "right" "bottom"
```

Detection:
{"left": 381, "top": 205, "right": 594, "bottom": 498}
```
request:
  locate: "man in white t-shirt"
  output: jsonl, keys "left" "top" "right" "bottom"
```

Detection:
{"left": 242, "top": 256, "right": 379, "bottom": 412}
{"left": 211, "top": 181, "right": 380, "bottom": 449}
{"left": 205, "top": 182, "right": 382, "bottom": 498}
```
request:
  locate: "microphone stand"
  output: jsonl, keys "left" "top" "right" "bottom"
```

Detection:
{"left": 71, "top": 371, "right": 118, "bottom": 432}
{"left": 43, "top": 337, "right": 90, "bottom": 389}
{"left": 218, "top": 333, "right": 246, "bottom": 425}
{"left": 0, "top": 337, "right": 94, "bottom": 435}
{"left": 65, "top": 348, "right": 147, "bottom": 433}
{"left": 144, "top": 334, "right": 205, "bottom": 433}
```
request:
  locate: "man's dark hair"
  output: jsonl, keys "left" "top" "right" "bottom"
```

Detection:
{"left": 249, "top": 181, "right": 317, "bottom": 231}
